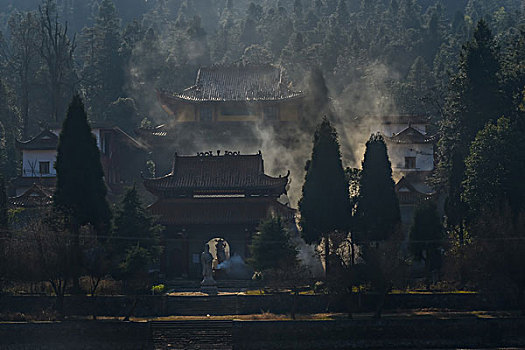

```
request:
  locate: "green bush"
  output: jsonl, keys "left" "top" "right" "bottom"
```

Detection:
{"left": 151, "top": 284, "right": 165, "bottom": 295}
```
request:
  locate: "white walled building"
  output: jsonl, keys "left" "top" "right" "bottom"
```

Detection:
{"left": 384, "top": 126, "right": 435, "bottom": 174}
{"left": 10, "top": 124, "right": 147, "bottom": 204}
{"left": 374, "top": 115, "right": 436, "bottom": 238}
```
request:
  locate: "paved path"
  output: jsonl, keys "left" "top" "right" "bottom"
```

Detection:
{"left": 151, "top": 320, "right": 233, "bottom": 350}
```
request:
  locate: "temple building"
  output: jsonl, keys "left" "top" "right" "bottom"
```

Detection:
{"left": 10, "top": 123, "right": 147, "bottom": 204}
{"left": 144, "top": 151, "right": 295, "bottom": 279}
{"left": 136, "top": 64, "right": 304, "bottom": 174}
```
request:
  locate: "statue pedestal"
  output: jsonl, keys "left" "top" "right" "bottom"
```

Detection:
{"left": 200, "top": 277, "right": 218, "bottom": 295}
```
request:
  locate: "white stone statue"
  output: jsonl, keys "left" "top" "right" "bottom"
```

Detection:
{"left": 200, "top": 244, "right": 217, "bottom": 290}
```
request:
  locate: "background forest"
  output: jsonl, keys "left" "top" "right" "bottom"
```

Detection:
{"left": 0, "top": 0, "right": 523, "bottom": 180}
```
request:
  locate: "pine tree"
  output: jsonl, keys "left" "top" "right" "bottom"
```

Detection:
{"left": 354, "top": 133, "right": 400, "bottom": 242}
{"left": 248, "top": 216, "right": 297, "bottom": 272}
{"left": 111, "top": 186, "right": 162, "bottom": 282}
{"left": 54, "top": 95, "right": 111, "bottom": 234}
{"left": 299, "top": 117, "right": 351, "bottom": 276}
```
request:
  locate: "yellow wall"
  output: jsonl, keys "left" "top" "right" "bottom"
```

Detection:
{"left": 217, "top": 114, "right": 260, "bottom": 122}
{"left": 217, "top": 103, "right": 260, "bottom": 122}
{"left": 279, "top": 103, "right": 299, "bottom": 121}
{"left": 176, "top": 104, "right": 196, "bottom": 122}
{"left": 170, "top": 100, "right": 302, "bottom": 122}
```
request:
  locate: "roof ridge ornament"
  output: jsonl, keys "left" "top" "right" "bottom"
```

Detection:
{"left": 196, "top": 150, "right": 241, "bottom": 157}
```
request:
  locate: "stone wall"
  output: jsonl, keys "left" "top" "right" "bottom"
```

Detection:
{"left": 0, "top": 292, "right": 512, "bottom": 318}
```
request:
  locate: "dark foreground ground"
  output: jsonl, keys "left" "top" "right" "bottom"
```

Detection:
{"left": 1, "top": 311, "right": 525, "bottom": 350}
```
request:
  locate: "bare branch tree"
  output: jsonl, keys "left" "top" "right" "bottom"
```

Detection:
{"left": 39, "top": 0, "right": 76, "bottom": 122}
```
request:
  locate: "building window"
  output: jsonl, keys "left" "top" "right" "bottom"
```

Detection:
{"left": 405, "top": 157, "right": 416, "bottom": 169}
{"left": 263, "top": 106, "right": 278, "bottom": 121}
{"left": 39, "top": 161, "right": 50, "bottom": 175}
{"left": 101, "top": 133, "right": 111, "bottom": 155}
{"left": 200, "top": 106, "right": 213, "bottom": 121}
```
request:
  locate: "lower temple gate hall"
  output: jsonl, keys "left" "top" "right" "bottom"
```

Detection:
{"left": 144, "top": 151, "right": 295, "bottom": 279}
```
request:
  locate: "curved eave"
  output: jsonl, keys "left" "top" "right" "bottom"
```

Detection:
{"left": 385, "top": 137, "right": 436, "bottom": 144}
{"left": 159, "top": 89, "right": 304, "bottom": 104}
{"left": 144, "top": 185, "right": 287, "bottom": 197}
{"left": 385, "top": 139, "right": 435, "bottom": 144}
{"left": 174, "top": 94, "right": 304, "bottom": 103}
{"left": 15, "top": 138, "right": 58, "bottom": 150}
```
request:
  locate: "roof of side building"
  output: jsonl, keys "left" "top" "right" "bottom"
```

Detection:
{"left": 385, "top": 126, "right": 436, "bottom": 144}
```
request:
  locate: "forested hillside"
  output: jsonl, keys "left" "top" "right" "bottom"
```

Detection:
{"left": 0, "top": 0, "right": 523, "bottom": 179}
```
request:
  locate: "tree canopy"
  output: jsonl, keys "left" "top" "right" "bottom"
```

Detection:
{"left": 462, "top": 116, "right": 525, "bottom": 219}
{"left": 354, "top": 133, "right": 400, "bottom": 242}
{"left": 299, "top": 117, "right": 351, "bottom": 244}
{"left": 248, "top": 216, "right": 297, "bottom": 272}
{"left": 111, "top": 185, "right": 162, "bottom": 280}
{"left": 409, "top": 200, "right": 444, "bottom": 273}
{"left": 54, "top": 95, "right": 111, "bottom": 233}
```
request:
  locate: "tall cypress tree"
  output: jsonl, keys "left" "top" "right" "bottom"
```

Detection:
{"left": 354, "top": 133, "right": 400, "bottom": 242}
{"left": 299, "top": 117, "right": 351, "bottom": 276}
{"left": 54, "top": 95, "right": 111, "bottom": 235}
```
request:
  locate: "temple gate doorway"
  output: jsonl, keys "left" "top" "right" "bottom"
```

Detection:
{"left": 207, "top": 238, "right": 230, "bottom": 278}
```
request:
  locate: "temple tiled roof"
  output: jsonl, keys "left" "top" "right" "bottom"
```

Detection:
{"left": 16, "top": 130, "right": 59, "bottom": 150}
{"left": 144, "top": 153, "right": 289, "bottom": 197}
{"left": 376, "top": 115, "right": 430, "bottom": 125}
{"left": 11, "top": 176, "right": 56, "bottom": 189}
{"left": 149, "top": 197, "right": 295, "bottom": 225}
{"left": 166, "top": 64, "right": 302, "bottom": 102}
{"left": 10, "top": 183, "right": 53, "bottom": 207}
{"left": 19, "top": 125, "right": 146, "bottom": 151}
{"left": 385, "top": 126, "right": 435, "bottom": 144}
{"left": 395, "top": 176, "right": 435, "bottom": 205}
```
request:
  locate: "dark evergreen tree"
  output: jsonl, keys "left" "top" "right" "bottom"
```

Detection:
{"left": 409, "top": 200, "right": 444, "bottom": 281}
{"left": 354, "top": 133, "right": 400, "bottom": 242}
{"left": 112, "top": 185, "right": 162, "bottom": 254}
{"left": 299, "top": 117, "right": 351, "bottom": 276}
{"left": 303, "top": 67, "right": 354, "bottom": 165}
{"left": 435, "top": 20, "right": 504, "bottom": 237}
{"left": 462, "top": 116, "right": 525, "bottom": 219}
{"left": 502, "top": 24, "right": 525, "bottom": 116}
{"left": 304, "top": 67, "right": 330, "bottom": 124}
{"left": 111, "top": 185, "right": 162, "bottom": 288}
{"left": 80, "top": 0, "right": 124, "bottom": 118}
{"left": 54, "top": 95, "right": 111, "bottom": 234}
{"left": 248, "top": 216, "right": 297, "bottom": 272}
